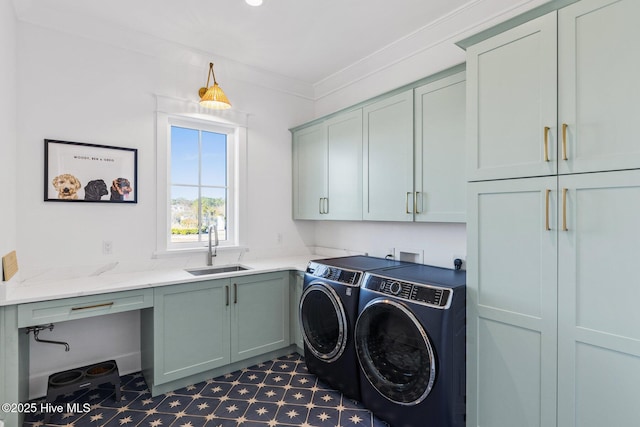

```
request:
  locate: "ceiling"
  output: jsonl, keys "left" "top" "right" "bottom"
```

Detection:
{"left": 12, "top": 0, "right": 547, "bottom": 85}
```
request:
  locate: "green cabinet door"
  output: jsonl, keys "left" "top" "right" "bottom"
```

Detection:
{"left": 558, "top": 0, "right": 640, "bottom": 174}
{"left": 557, "top": 170, "right": 640, "bottom": 427}
{"left": 0, "top": 306, "right": 29, "bottom": 427}
{"left": 414, "top": 71, "right": 466, "bottom": 222}
{"left": 231, "top": 272, "right": 290, "bottom": 363}
{"left": 292, "top": 123, "right": 327, "bottom": 220}
{"left": 363, "top": 89, "right": 414, "bottom": 221}
{"left": 466, "top": 12, "right": 557, "bottom": 181}
{"left": 152, "top": 279, "right": 231, "bottom": 385}
{"left": 467, "top": 177, "right": 558, "bottom": 427}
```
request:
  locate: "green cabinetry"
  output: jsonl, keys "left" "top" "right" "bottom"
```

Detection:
{"left": 143, "top": 272, "right": 290, "bottom": 395}
{"left": 466, "top": 1, "right": 640, "bottom": 426}
{"left": 292, "top": 110, "right": 363, "bottom": 220}
{"left": 292, "top": 66, "right": 467, "bottom": 223}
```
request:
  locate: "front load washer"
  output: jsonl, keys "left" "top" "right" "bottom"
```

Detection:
{"left": 300, "top": 256, "right": 408, "bottom": 401}
{"left": 355, "top": 264, "right": 466, "bottom": 427}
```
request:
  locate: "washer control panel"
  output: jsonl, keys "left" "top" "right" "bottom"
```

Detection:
{"left": 363, "top": 274, "right": 452, "bottom": 308}
{"left": 306, "top": 262, "right": 362, "bottom": 286}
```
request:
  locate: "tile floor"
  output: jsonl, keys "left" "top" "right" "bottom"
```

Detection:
{"left": 23, "top": 353, "right": 389, "bottom": 427}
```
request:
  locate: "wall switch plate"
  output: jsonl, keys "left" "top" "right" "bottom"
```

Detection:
{"left": 103, "top": 241, "right": 113, "bottom": 255}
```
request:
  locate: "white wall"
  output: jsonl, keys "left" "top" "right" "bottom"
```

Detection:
{"left": 0, "top": 0, "right": 17, "bottom": 269}
{"left": 15, "top": 22, "right": 315, "bottom": 395}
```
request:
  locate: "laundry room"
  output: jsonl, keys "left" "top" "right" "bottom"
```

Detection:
{"left": 2, "top": 0, "right": 640, "bottom": 426}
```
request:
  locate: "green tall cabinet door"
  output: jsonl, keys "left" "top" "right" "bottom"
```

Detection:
{"left": 558, "top": 0, "right": 640, "bottom": 174}
{"left": 467, "top": 177, "right": 558, "bottom": 427}
{"left": 231, "top": 272, "right": 290, "bottom": 363}
{"left": 152, "top": 279, "right": 231, "bottom": 385}
{"left": 363, "top": 89, "right": 414, "bottom": 221}
{"left": 414, "top": 71, "right": 466, "bottom": 222}
{"left": 292, "top": 123, "right": 327, "bottom": 219}
{"left": 466, "top": 12, "right": 557, "bottom": 181}
{"left": 557, "top": 170, "right": 640, "bottom": 427}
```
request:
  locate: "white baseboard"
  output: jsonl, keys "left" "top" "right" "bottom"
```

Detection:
{"left": 29, "top": 351, "right": 141, "bottom": 400}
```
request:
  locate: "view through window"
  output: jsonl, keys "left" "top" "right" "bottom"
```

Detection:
{"left": 170, "top": 126, "right": 228, "bottom": 244}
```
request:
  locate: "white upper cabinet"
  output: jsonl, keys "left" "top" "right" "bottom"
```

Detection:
{"left": 414, "top": 72, "right": 466, "bottom": 222}
{"left": 363, "top": 90, "right": 414, "bottom": 221}
{"left": 558, "top": 0, "right": 640, "bottom": 174}
{"left": 467, "top": 13, "right": 557, "bottom": 181}
{"left": 292, "top": 123, "right": 327, "bottom": 220}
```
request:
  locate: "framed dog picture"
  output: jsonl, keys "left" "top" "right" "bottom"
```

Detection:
{"left": 44, "top": 139, "right": 137, "bottom": 203}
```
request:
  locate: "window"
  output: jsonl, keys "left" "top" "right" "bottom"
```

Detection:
{"left": 156, "top": 110, "right": 246, "bottom": 254}
{"left": 170, "top": 126, "right": 229, "bottom": 245}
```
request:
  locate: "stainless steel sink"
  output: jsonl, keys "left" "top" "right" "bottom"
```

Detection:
{"left": 185, "top": 265, "right": 250, "bottom": 276}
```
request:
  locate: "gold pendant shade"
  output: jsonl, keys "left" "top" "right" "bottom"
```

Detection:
{"left": 199, "top": 62, "right": 231, "bottom": 110}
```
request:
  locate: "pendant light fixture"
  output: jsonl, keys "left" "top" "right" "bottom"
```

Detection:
{"left": 245, "top": 0, "right": 263, "bottom": 6}
{"left": 198, "top": 62, "right": 231, "bottom": 110}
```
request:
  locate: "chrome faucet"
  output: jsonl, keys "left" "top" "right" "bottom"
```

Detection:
{"left": 207, "top": 223, "right": 219, "bottom": 266}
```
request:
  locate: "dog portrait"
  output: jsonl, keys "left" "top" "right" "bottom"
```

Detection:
{"left": 84, "top": 179, "right": 108, "bottom": 201}
{"left": 52, "top": 174, "right": 82, "bottom": 200}
{"left": 110, "top": 178, "right": 133, "bottom": 201}
{"left": 45, "top": 140, "right": 137, "bottom": 203}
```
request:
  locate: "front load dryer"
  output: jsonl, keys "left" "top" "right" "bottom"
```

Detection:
{"left": 299, "top": 256, "right": 407, "bottom": 401}
{"left": 355, "top": 263, "right": 466, "bottom": 427}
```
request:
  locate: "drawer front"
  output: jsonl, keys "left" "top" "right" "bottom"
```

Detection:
{"left": 18, "top": 289, "right": 153, "bottom": 327}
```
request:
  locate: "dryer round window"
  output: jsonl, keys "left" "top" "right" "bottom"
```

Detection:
{"left": 355, "top": 298, "right": 436, "bottom": 405}
{"left": 299, "top": 283, "right": 347, "bottom": 362}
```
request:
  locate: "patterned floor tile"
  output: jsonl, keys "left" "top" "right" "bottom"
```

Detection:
{"left": 23, "top": 353, "right": 387, "bottom": 427}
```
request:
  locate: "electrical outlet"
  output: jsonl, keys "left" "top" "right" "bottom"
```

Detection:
{"left": 103, "top": 240, "right": 113, "bottom": 255}
{"left": 453, "top": 254, "right": 466, "bottom": 270}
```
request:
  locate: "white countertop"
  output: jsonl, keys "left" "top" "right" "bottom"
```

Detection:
{"left": 0, "top": 254, "right": 320, "bottom": 306}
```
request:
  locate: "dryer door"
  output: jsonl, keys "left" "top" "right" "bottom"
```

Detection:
{"left": 355, "top": 298, "right": 436, "bottom": 405}
{"left": 300, "top": 283, "right": 348, "bottom": 362}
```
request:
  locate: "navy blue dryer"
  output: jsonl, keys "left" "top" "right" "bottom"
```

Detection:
{"left": 299, "top": 256, "right": 407, "bottom": 401}
{"left": 355, "top": 264, "right": 466, "bottom": 427}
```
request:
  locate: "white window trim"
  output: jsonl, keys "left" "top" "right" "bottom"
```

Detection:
{"left": 155, "top": 98, "right": 247, "bottom": 256}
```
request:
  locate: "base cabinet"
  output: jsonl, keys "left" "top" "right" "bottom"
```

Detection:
{"left": 143, "top": 272, "right": 290, "bottom": 392}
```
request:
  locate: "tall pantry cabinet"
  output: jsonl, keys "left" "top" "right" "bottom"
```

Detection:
{"left": 466, "top": 1, "right": 640, "bottom": 426}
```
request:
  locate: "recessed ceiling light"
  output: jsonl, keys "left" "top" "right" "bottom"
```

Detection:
{"left": 245, "top": 0, "right": 263, "bottom": 6}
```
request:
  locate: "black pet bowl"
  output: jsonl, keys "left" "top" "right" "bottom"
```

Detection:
{"left": 49, "top": 369, "right": 84, "bottom": 386}
{"left": 86, "top": 361, "right": 116, "bottom": 377}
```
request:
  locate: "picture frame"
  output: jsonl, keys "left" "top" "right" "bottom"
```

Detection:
{"left": 44, "top": 139, "right": 138, "bottom": 203}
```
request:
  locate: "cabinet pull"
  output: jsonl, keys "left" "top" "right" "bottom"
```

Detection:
{"left": 562, "top": 123, "right": 568, "bottom": 161}
{"left": 543, "top": 126, "right": 551, "bottom": 162}
{"left": 319, "top": 198, "right": 323, "bottom": 214}
{"left": 545, "top": 189, "right": 551, "bottom": 231}
{"left": 562, "top": 188, "right": 568, "bottom": 231}
{"left": 225, "top": 285, "right": 229, "bottom": 306}
{"left": 324, "top": 198, "right": 329, "bottom": 215}
{"left": 233, "top": 283, "right": 238, "bottom": 304}
{"left": 414, "top": 192, "right": 420, "bottom": 214}
{"left": 405, "top": 192, "right": 412, "bottom": 214}
{"left": 71, "top": 302, "right": 114, "bottom": 311}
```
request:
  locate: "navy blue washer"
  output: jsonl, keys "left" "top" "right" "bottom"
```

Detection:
{"left": 355, "top": 264, "right": 466, "bottom": 427}
{"left": 300, "top": 256, "right": 409, "bottom": 401}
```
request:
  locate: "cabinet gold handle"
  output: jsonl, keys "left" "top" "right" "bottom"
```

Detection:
{"left": 319, "top": 198, "right": 323, "bottom": 214}
{"left": 324, "top": 198, "right": 329, "bottom": 215}
{"left": 562, "top": 188, "right": 568, "bottom": 231}
{"left": 225, "top": 285, "right": 229, "bottom": 306}
{"left": 405, "top": 192, "right": 411, "bottom": 214}
{"left": 71, "top": 302, "right": 114, "bottom": 311}
{"left": 414, "top": 192, "right": 420, "bottom": 214}
{"left": 545, "top": 189, "right": 551, "bottom": 231}
{"left": 562, "top": 123, "right": 568, "bottom": 161}
{"left": 543, "top": 126, "right": 550, "bottom": 162}
{"left": 234, "top": 283, "right": 238, "bottom": 304}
